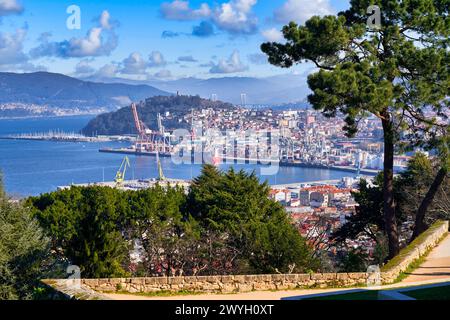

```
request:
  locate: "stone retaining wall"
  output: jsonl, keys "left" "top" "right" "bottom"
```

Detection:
{"left": 45, "top": 220, "right": 449, "bottom": 298}
{"left": 82, "top": 272, "right": 369, "bottom": 294}
{"left": 381, "top": 220, "right": 449, "bottom": 283}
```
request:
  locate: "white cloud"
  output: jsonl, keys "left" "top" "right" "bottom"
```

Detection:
{"left": 121, "top": 52, "right": 147, "bottom": 74}
{"left": 99, "top": 10, "right": 112, "bottom": 29}
{"left": 30, "top": 10, "right": 118, "bottom": 58}
{"left": 78, "top": 50, "right": 170, "bottom": 79}
{"left": 261, "top": 28, "right": 284, "bottom": 42}
{"left": 0, "top": 0, "right": 23, "bottom": 16}
{"left": 69, "top": 27, "right": 104, "bottom": 56}
{"left": 212, "top": 0, "right": 258, "bottom": 35}
{"left": 75, "top": 59, "right": 95, "bottom": 75}
{"left": 148, "top": 51, "right": 167, "bottom": 68}
{"left": 210, "top": 50, "right": 248, "bottom": 74}
{"left": 160, "top": 0, "right": 211, "bottom": 21}
{"left": 154, "top": 69, "right": 173, "bottom": 79}
{"left": 160, "top": 0, "right": 258, "bottom": 35}
{"left": 274, "top": 0, "right": 334, "bottom": 24}
{"left": 0, "top": 25, "right": 49, "bottom": 72}
{"left": 95, "top": 63, "right": 119, "bottom": 78}
{"left": 0, "top": 27, "right": 27, "bottom": 65}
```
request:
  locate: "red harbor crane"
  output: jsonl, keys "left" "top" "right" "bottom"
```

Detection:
{"left": 131, "top": 103, "right": 172, "bottom": 154}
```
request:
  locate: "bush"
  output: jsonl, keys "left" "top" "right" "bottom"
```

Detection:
{"left": 0, "top": 175, "right": 52, "bottom": 300}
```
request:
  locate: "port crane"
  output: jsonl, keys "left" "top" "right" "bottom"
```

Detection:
{"left": 115, "top": 156, "right": 131, "bottom": 185}
{"left": 131, "top": 103, "right": 172, "bottom": 154}
{"left": 156, "top": 146, "right": 166, "bottom": 181}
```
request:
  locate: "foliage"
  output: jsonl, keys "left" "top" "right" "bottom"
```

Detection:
{"left": 82, "top": 95, "right": 235, "bottom": 136}
{"left": 186, "top": 165, "right": 319, "bottom": 274}
{"left": 27, "top": 165, "right": 319, "bottom": 278}
{"left": 332, "top": 152, "right": 448, "bottom": 255}
{"left": 0, "top": 174, "right": 52, "bottom": 300}
{"left": 332, "top": 174, "right": 406, "bottom": 243}
{"left": 397, "top": 152, "right": 449, "bottom": 227}
{"left": 337, "top": 249, "right": 369, "bottom": 273}
{"left": 262, "top": 0, "right": 449, "bottom": 258}
{"left": 28, "top": 186, "right": 131, "bottom": 278}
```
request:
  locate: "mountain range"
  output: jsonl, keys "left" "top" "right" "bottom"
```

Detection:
{"left": 0, "top": 72, "right": 170, "bottom": 111}
{"left": 85, "top": 73, "right": 312, "bottom": 106}
{"left": 0, "top": 71, "right": 311, "bottom": 118}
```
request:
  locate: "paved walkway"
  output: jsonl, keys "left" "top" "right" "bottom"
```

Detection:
{"left": 105, "top": 235, "right": 450, "bottom": 300}
{"left": 104, "top": 287, "right": 358, "bottom": 301}
{"left": 402, "top": 235, "right": 450, "bottom": 283}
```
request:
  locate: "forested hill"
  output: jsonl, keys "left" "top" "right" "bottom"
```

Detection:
{"left": 82, "top": 95, "right": 235, "bottom": 136}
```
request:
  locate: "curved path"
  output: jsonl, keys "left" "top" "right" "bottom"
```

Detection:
{"left": 402, "top": 235, "right": 450, "bottom": 283}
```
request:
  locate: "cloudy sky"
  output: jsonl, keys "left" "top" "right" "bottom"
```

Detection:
{"left": 0, "top": 0, "right": 350, "bottom": 81}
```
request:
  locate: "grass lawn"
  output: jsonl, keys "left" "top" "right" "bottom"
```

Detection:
{"left": 404, "top": 285, "right": 450, "bottom": 300}
{"left": 305, "top": 290, "right": 379, "bottom": 301}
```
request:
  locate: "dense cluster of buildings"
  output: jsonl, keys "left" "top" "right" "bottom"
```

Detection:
{"left": 0, "top": 103, "right": 107, "bottom": 118}
{"left": 268, "top": 178, "right": 362, "bottom": 251}
{"left": 171, "top": 107, "right": 411, "bottom": 172}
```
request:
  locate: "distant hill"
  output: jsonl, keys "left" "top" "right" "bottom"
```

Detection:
{"left": 82, "top": 73, "right": 312, "bottom": 105}
{"left": 0, "top": 72, "right": 170, "bottom": 114}
{"left": 82, "top": 95, "right": 235, "bottom": 136}
{"left": 146, "top": 74, "right": 312, "bottom": 105}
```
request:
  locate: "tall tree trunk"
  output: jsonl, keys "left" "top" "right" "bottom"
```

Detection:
{"left": 411, "top": 167, "right": 448, "bottom": 240}
{"left": 382, "top": 115, "right": 400, "bottom": 259}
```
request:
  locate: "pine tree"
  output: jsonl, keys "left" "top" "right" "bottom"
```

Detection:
{"left": 186, "top": 166, "right": 318, "bottom": 273}
{"left": 262, "top": 1, "right": 449, "bottom": 258}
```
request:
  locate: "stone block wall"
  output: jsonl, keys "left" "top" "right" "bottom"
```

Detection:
{"left": 82, "top": 272, "right": 369, "bottom": 295}
{"left": 45, "top": 220, "right": 448, "bottom": 298}
{"left": 381, "top": 220, "right": 449, "bottom": 284}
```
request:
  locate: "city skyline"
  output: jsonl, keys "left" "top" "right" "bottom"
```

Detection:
{"left": 0, "top": 0, "right": 349, "bottom": 81}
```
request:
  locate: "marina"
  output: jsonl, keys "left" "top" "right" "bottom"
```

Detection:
{"left": 0, "top": 131, "right": 134, "bottom": 143}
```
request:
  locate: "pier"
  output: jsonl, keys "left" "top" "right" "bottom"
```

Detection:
{"left": 58, "top": 178, "right": 191, "bottom": 192}
{"left": 279, "top": 162, "right": 380, "bottom": 176}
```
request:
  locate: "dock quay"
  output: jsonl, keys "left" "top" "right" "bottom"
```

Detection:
{"left": 99, "top": 148, "right": 172, "bottom": 158}
{"left": 271, "top": 180, "right": 342, "bottom": 189}
{"left": 58, "top": 178, "right": 191, "bottom": 192}
{"left": 99, "top": 147, "right": 379, "bottom": 175}
{"left": 279, "top": 162, "right": 379, "bottom": 176}
{"left": 99, "top": 148, "right": 279, "bottom": 164}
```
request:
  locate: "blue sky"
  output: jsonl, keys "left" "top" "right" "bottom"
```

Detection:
{"left": 0, "top": 0, "right": 350, "bottom": 80}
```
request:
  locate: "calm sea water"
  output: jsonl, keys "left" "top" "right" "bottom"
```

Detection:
{"left": 0, "top": 116, "right": 351, "bottom": 197}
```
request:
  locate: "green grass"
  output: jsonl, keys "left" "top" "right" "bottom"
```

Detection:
{"left": 305, "top": 290, "right": 379, "bottom": 301}
{"left": 381, "top": 220, "right": 448, "bottom": 273}
{"left": 393, "top": 251, "right": 430, "bottom": 283}
{"left": 404, "top": 285, "right": 450, "bottom": 300}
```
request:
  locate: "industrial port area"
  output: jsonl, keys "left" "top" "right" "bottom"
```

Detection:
{"left": 2, "top": 99, "right": 391, "bottom": 191}
{"left": 99, "top": 101, "right": 390, "bottom": 176}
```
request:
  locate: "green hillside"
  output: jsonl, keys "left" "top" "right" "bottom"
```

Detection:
{"left": 82, "top": 95, "right": 235, "bottom": 136}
